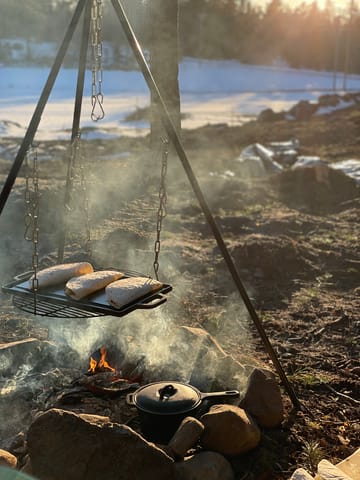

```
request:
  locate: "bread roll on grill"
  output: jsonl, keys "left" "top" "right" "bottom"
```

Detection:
{"left": 28, "top": 262, "right": 94, "bottom": 289}
{"left": 65, "top": 270, "right": 125, "bottom": 300}
{"left": 105, "top": 276, "right": 163, "bottom": 308}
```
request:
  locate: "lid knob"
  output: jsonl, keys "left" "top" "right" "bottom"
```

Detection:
{"left": 158, "top": 384, "right": 177, "bottom": 401}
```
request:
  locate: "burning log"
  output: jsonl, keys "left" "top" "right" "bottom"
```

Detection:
{"left": 66, "top": 346, "right": 141, "bottom": 399}
{"left": 78, "top": 374, "right": 139, "bottom": 399}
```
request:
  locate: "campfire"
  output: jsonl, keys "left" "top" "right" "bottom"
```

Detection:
{"left": 88, "top": 346, "right": 115, "bottom": 374}
{"left": 56, "top": 337, "right": 275, "bottom": 450}
{"left": 17, "top": 330, "right": 284, "bottom": 480}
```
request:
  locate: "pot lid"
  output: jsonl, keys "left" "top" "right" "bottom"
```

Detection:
{"left": 133, "top": 381, "right": 202, "bottom": 414}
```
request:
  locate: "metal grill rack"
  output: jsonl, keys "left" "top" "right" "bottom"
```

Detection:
{"left": 3, "top": 271, "right": 172, "bottom": 319}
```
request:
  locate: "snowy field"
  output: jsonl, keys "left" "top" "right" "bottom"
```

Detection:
{"left": 1, "top": 58, "right": 360, "bottom": 140}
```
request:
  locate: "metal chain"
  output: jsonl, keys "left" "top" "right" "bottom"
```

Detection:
{"left": 153, "top": 137, "right": 169, "bottom": 280}
{"left": 78, "top": 138, "right": 92, "bottom": 258}
{"left": 64, "top": 133, "right": 92, "bottom": 258}
{"left": 64, "top": 135, "right": 78, "bottom": 212}
{"left": 24, "top": 145, "right": 40, "bottom": 306}
{"left": 91, "top": 0, "right": 105, "bottom": 121}
{"left": 24, "top": 151, "right": 33, "bottom": 241}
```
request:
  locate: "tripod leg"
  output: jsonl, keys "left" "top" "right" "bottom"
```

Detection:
{"left": 58, "top": 0, "right": 92, "bottom": 263}
{"left": 110, "top": 0, "right": 302, "bottom": 411}
{"left": 0, "top": 0, "right": 88, "bottom": 216}
{"left": 71, "top": 1, "right": 92, "bottom": 143}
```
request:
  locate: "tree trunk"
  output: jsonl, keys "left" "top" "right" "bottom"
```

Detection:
{"left": 149, "top": 0, "right": 181, "bottom": 146}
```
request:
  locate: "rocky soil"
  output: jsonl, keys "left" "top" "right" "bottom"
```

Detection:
{"left": 0, "top": 102, "right": 359, "bottom": 479}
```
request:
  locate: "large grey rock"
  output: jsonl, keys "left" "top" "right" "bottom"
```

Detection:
{"left": 212, "top": 354, "right": 247, "bottom": 392}
{"left": 137, "top": 325, "right": 228, "bottom": 388}
{"left": 174, "top": 327, "right": 245, "bottom": 392}
{"left": 150, "top": 325, "right": 228, "bottom": 390}
{"left": 27, "top": 408, "right": 174, "bottom": 480}
{"left": 240, "top": 368, "right": 284, "bottom": 428}
{"left": 200, "top": 404, "right": 261, "bottom": 456}
{"left": 175, "top": 451, "right": 234, "bottom": 480}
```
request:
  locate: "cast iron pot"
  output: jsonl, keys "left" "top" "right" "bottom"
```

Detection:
{"left": 126, "top": 381, "right": 240, "bottom": 444}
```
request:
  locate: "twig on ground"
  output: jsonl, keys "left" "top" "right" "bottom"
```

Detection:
{"left": 318, "top": 379, "right": 360, "bottom": 406}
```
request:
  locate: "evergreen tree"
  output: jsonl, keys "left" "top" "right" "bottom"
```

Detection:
{"left": 0, "top": 0, "right": 358, "bottom": 75}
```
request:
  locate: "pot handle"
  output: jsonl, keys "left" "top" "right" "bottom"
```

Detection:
{"left": 200, "top": 390, "right": 240, "bottom": 401}
{"left": 126, "top": 393, "right": 136, "bottom": 406}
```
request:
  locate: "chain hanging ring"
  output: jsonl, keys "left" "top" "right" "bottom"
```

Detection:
{"left": 91, "top": 93, "right": 105, "bottom": 121}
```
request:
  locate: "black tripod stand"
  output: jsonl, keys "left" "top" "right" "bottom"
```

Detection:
{"left": 0, "top": 0, "right": 301, "bottom": 411}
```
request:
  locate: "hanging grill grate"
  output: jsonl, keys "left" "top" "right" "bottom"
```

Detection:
{"left": 12, "top": 295, "right": 101, "bottom": 318}
{"left": 3, "top": 270, "right": 172, "bottom": 319}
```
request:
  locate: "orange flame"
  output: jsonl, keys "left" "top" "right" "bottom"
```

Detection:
{"left": 88, "top": 346, "right": 115, "bottom": 374}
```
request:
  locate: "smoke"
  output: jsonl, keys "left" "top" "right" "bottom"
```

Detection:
{"left": 42, "top": 286, "right": 255, "bottom": 393}
{"left": 0, "top": 0, "right": 276, "bottom": 450}
{"left": 0, "top": 337, "right": 81, "bottom": 444}
{"left": 0, "top": 43, "right": 263, "bottom": 443}
{"left": 0, "top": 139, "right": 262, "bottom": 363}
{"left": 33, "top": 138, "right": 262, "bottom": 391}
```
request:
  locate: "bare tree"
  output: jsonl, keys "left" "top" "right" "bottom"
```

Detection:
{"left": 148, "top": 0, "right": 181, "bottom": 145}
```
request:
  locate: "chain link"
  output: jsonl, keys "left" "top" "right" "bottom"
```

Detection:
{"left": 64, "top": 135, "right": 78, "bottom": 212}
{"left": 24, "top": 145, "right": 40, "bottom": 307}
{"left": 78, "top": 139, "right": 92, "bottom": 258}
{"left": 91, "top": 0, "right": 105, "bottom": 121}
{"left": 153, "top": 137, "right": 168, "bottom": 280}
{"left": 64, "top": 133, "right": 92, "bottom": 258}
{"left": 24, "top": 151, "right": 33, "bottom": 241}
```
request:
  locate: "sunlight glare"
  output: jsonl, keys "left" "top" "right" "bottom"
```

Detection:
{"left": 258, "top": 0, "right": 353, "bottom": 14}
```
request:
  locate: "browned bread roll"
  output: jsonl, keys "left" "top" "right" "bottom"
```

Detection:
{"left": 65, "top": 270, "right": 125, "bottom": 300}
{"left": 28, "top": 262, "right": 94, "bottom": 289}
{"left": 105, "top": 276, "right": 163, "bottom": 309}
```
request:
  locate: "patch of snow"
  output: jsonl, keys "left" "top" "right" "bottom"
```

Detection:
{"left": 292, "top": 156, "right": 324, "bottom": 169}
{"left": 330, "top": 159, "right": 360, "bottom": 184}
{"left": 236, "top": 143, "right": 283, "bottom": 177}
{"left": 315, "top": 99, "right": 356, "bottom": 116}
{"left": 0, "top": 59, "right": 359, "bottom": 140}
{"left": 209, "top": 169, "right": 236, "bottom": 179}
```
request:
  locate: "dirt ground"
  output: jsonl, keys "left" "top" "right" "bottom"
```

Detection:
{"left": 0, "top": 103, "right": 359, "bottom": 478}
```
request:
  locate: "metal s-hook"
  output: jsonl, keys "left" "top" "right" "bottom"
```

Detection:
{"left": 91, "top": 92, "right": 105, "bottom": 121}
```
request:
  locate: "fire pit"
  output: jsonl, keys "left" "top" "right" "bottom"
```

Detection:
{"left": 81, "top": 345, "right": 240, "bottom": 443}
